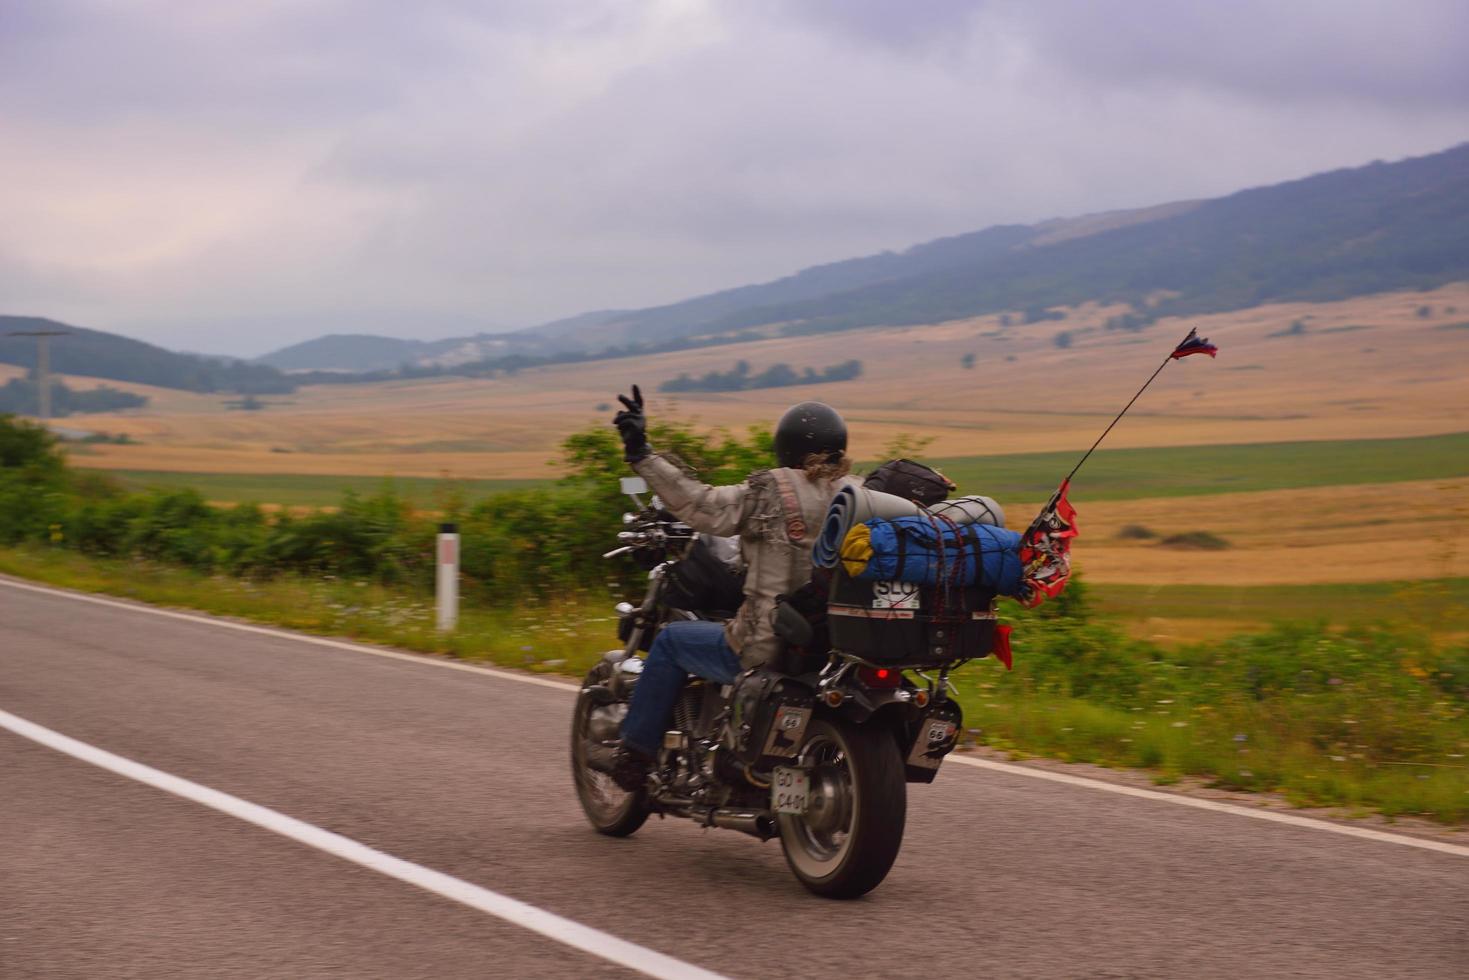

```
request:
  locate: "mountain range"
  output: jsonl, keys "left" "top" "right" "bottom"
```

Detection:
{"left": 4, "top": 142, "right": 1467, "bottom": 382}
{"left": 259, "top": 141, "right": 1469, "bottom": 372}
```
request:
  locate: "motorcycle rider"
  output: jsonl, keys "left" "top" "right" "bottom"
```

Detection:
{"left": 605, "top": 386, "right": 856, "bottom": 790}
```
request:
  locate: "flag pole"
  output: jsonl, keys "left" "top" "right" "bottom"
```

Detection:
{"left": 1061, "top": 326, "right": 1203, "bottom": 487}
{"left": 1026, "top": 327, "right": 1209, "bottom": 535}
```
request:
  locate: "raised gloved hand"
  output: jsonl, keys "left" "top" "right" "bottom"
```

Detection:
{"left": 613, "top": 384, "right": 650, "bottom": 462}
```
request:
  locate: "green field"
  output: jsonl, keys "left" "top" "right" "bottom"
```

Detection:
{"left": 95, "top": 430, "right": 1469, "bottom": 507}
{"left": 103, "top": 470, "right": 550, "bottom": 507}
{"left": 1092, "top": 578, "right": 1469, "bottom": 632}
{"left": 923, "top": 431, "right": 1469, "bottom": 501}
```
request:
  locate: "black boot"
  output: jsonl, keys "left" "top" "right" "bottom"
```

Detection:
{"left": 610, "top": 745, "right": 653, "bottom": 792}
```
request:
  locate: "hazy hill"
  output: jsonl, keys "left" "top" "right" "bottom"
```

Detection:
{"left": 257, "top": 334, "right": 428, "bottom": 372}
{"left": 257, "top": 330, "right": 550, "bottom": 373}
{"left": 526, "top": 142, "right": 1469, "bottom": 348}
{"left": 0, "top": 316, "right": 294, "bottom": 393}
{"left": 179, "top": 141, "right": 1469, "bottom": 377}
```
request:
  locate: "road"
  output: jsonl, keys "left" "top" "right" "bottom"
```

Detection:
{"left": 2, "top": 577, "right": 1465, "bottom": 979}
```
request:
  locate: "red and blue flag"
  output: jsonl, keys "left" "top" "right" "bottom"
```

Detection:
{"left": 1170, "top": 328, "right": 1218, "bottom": 359}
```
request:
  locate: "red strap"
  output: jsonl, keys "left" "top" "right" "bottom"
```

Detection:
{"left": 769, "top": 469, "right": 806, "bottom": 542}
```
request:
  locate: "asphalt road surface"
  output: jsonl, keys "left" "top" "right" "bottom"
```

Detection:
{"left": 3, "top": 576, "right": 1466, "bottom": 979}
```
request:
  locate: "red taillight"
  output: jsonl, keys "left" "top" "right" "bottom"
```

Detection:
{"left": 857, "top": 666, "right": 902, "bottom": 689}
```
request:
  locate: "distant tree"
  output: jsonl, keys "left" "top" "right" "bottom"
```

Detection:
{"left": 224, "top": 394, "right": 265, "bottom": 411}
{"left": 751, "top": 363, "right": 800, "bottom": 388}
{"left": 1053, "top": 331, "right": 1073, "bottom": 349}
{"left": 1105, "top": 312, "right": 1154, "bottom": 332}
{"left": 998, "top": 314, "right": 1013, "bottom": 328}
{"left": 1024, "top": 306, "right": 1065, "bottom": 324}
{"left": 1417, "top": 305, "right": 1433, "bottom": 318}
{"left": 960, "top": 352, "right": 977, "bottom": 369}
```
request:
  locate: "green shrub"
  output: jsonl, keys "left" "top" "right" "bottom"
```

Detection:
{"left": 0, "top": 415, "right": 68, "bottom": 543}
{"left": 1160, "top": 530, "right": 1230, "bottom": 550}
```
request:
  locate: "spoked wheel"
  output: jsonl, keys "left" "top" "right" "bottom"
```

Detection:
{"left": 777, "top": 717, "right": 906, "bottom": 899}
{"left": 570, "top": 662, "right": 651, "bottom": 837}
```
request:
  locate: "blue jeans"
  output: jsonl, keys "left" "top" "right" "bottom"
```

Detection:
{"left": 620, "top": 620, "right": 741, "bottom": 756}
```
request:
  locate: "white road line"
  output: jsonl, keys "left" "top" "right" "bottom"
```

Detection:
{"left": 0, "top": 708, "right": 729, "bottom": 980}
{"left": 5, "top": 574, "right": 1467, "bottom": 858}
{"left": 945, "top": 755, "right": 1469, "bottom": 858}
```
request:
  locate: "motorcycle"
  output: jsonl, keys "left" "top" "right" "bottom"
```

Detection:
{"left": 571, "top": 476, "right": 985, "bottom": 899}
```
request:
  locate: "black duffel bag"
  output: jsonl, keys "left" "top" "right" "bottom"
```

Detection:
{"left": 863, "top": 458, "right": 956, "bottom": 506}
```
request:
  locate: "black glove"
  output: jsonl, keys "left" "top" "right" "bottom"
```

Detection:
{"left": 613, "top": 384, "right": 650, "bottom": 462}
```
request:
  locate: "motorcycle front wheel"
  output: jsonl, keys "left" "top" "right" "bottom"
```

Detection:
{"left": 570, "top": 662, "right": 651, "bottom": 837}
{"left": 777, "top": 717, "right": 906, "bottom": 899}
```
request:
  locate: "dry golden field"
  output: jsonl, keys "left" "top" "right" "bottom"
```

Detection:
{"left": 14, "top": 285, "right": 1469, "bottom": 614}
{"left": 54, "top": 283, "right": 1469, "bottom": 481}
{"left": 1062, "top": 477, "right": 1469, "bottom": 586}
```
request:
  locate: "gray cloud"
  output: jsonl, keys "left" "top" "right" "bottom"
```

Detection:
{"left": 1, "top": 0, "right": 1465, "bottom": 356}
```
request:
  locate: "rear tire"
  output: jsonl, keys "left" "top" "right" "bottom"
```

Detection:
{"left": 777, "top": 717, "right": 906, "bottom": 898}
{"left": 570, "top": 662, "right": 651, "bottom": 837}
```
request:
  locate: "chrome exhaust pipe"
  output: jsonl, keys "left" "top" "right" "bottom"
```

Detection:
{"left": 709, "top": 808, "right": 777, "bottom": 840}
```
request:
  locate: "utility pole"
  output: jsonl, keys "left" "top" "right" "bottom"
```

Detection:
{"left": 5, "top": 330, "right": 69, "bottom": 420}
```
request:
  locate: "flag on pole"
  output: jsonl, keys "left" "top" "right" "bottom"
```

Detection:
{"left": 1169, "top": 328, "right": 1218, "bottom": 359}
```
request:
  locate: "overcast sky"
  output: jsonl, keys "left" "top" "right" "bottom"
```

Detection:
{"left": 3, "top": 0, "right": 1466, "bottom": 356}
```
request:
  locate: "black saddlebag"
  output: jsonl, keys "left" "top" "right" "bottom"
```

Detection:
{"left": 827, "top": 565, "right": 997, "bottom": 667}
{"left": 727, "top": 669, "right": 813, "bottom": 766}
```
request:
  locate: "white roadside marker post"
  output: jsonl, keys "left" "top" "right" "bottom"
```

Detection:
{"left": 436, "top": 522, "right": 459, "bottom": 633}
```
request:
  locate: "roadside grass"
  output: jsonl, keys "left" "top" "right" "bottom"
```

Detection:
{"left": 0, "top": 545, "right": 611, "bottom": 676}
{"left": 99, "top": 469, "right": 550, "bottom": 508}
{"left": 950, "top": 684, "right": 1469, "bottom": 822}
{"left": 920, "top": 430, "right": 1469, "bottom": 501}
{"left": 3, "top": 544, "right": 1465, "bottom": 824}
{"left": 950, "top": 612, "right": 1469, "bottom": 823}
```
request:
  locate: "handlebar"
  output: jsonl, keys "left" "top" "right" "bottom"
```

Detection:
{"left": 604, "top": 508, "right": 694, "bottom": 560}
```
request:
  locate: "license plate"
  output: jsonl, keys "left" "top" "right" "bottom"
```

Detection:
{"left": 871, "top": 580, "right": 920, "bottom": 611}
{"left": 772, "top": 766, "right": 809, "bottom": 814}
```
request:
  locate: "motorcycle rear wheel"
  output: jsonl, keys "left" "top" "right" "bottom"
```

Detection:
{"left": 570, "top": 662, "right": 651, "bottom": 837}
{"left": 777, "top": 717, "right": 906, "bottom": 899}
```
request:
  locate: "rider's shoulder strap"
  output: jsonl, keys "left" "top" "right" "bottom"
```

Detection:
{"left": 767, "top": 468, "right": 807, "bottom": 543}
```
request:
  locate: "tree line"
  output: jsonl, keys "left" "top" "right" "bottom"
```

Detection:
{"left": 659, "top": 359, "right": 862, "bottom": 393}
{"left": 0, "top": 378, "right": 147, "bottom": 417}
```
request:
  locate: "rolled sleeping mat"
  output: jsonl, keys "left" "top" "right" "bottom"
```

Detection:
{"left": 928, "top": 495, "right": 1005, "bottom": 528}
{"left": 813, "top": 485, "right": 922, "bottom": 568}
{"left": 813, "top": 489, "right": 1007, "bottom": 568}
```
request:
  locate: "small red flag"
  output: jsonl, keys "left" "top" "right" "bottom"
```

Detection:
{"left": 1170, "top": 327, "right": 1218, "bottom": 359}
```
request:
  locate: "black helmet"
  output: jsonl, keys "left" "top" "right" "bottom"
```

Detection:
{"left": 774, "top": 401, "right": 847, "bottom": 469}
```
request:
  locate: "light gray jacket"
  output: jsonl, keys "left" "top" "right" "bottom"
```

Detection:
{"left": 633, "top": 452, "right": 855, "bottom": 668}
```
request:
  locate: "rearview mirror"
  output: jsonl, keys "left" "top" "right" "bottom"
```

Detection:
{"left": 620, "top": 476, "right": 648, "bottom": 497}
